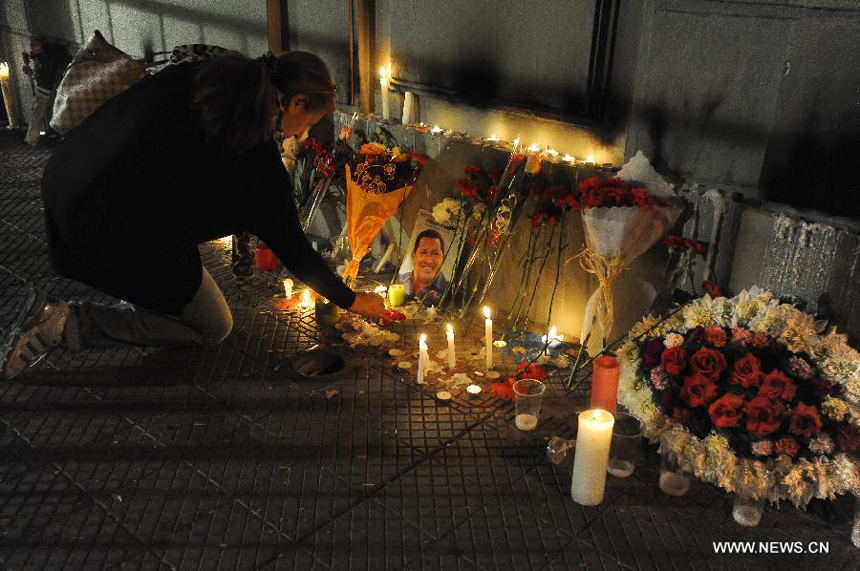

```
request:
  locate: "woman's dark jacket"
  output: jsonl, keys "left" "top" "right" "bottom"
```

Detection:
{"left": 41, "top": 63, "right": 355, "bottom": 315}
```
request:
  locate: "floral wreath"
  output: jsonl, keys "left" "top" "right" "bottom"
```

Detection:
{"left": 616, "top": 288, "right": 860, "bottom": 508}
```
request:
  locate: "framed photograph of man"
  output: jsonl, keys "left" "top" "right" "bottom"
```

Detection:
{"left": 397, "top": 208, "right": 462, "bottom": 305}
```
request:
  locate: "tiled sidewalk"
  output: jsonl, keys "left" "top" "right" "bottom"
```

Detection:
{"left": 0, "top": 130, "right": 856, "bottom": 570}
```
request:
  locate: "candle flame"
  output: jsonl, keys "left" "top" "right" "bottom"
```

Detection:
{"left": 527, "top": 143, "right": 541, "bottom": 153}
{"left": 430, "top": 125, "right": 443, "bottom": 134}
{"left": 446, "top": 323, "right": 453, "bottom": 333}
{"left": 482, "top": 306, "right": 491, "bottom": 319}
{"left": 0, "top": 62, "right": 8, "bottom": 81}
{"left": 302, "top": 289, "right": 312, "bottom": 306}
{"left": 545, "top": 149, "right": 559, "bottom": 157}
{"left": 379, "top": 66, "right": 387, "bottom": 80}
{"left": 585, "top": 155, "right": 595, "bottom": 163}
{"left": 512, "top": 137, "right": 520, "bottom": 150}
{"left": 487, "top": 133, "right": 499, "bottom": 142}
{"left": 562, "top": 154, "right": 575, "bottom": 163}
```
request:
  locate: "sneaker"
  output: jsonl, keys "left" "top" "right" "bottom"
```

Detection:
{"left": 1, "top": 288, "right": 70, "bottom": 380}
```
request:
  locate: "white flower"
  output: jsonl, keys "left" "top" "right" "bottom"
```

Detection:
{"left": 431, "top": 197, "right": 464, "bottom": 226}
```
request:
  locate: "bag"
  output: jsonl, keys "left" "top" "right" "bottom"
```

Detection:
{"left": 50, "top": 30, "right": 147, "bottom": 134}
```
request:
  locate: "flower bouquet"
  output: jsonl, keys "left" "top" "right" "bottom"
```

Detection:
{"left": 617, "top": 288, "right": 859, "bottom": 511}
{"left": 577, "top": 151, "right": 683, "bottom": 353}
{"left": 341, "top": 141, "right": 426, "bottom": 283}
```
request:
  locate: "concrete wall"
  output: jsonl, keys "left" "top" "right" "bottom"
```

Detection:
{"left": 0, "top": 0, "right": 268, "bottom": 129}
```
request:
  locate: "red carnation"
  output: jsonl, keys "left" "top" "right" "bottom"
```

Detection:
{"left": 703, "top": 280, "right": 721, "bottom": 298}
{"left": 663, "top": 235, "right": 686, "bottom": 251}
{"left": 788, "top": 403, "right": 822, "bottom": 438}
{"left": 660, "top": 346, "right": 687, "bottom": 375}
{"left": 730, "top": 352, "right": 763, "bottom": 389}
{"left": 708, "top": 393, "right": 745, "bottom": 428}
{"left": 680, "top": 373, "right": 719, "bottom": 408}
{"left": 751, "top": 332, "right": 771, "bottom": 349}
{"left": 759, "top": 370, "right": 796, "bottom": 401}
{"left": 631, "top": 187, "right": 655, "bottom": 212}
{"left": 744, "top": 396, "right": 783, "bottom": 437}
{"left": 775, "top": 436, "right": 799, "bottom": 458}
{"left": 836, "top": 424, "right": 859, "bottom": 453}
{"left": 704, "top": 326, "right": 727, "bottom": 347}
{"left": 690, "top": 346, "right": 728, "bottom": 381}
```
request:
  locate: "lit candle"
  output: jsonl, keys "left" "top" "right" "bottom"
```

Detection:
{"left": 590, "top": 354, "right": 620, "bottom": 414}
{"left": 0, "top": 62, "right": 19, "bottom": 128}
{"left": 379, "top": 66, "right": 391, "bottom": 120}
{"left": 542, "top": 326, "right": 563, "bottom": 355}
{"left": 542, "top": 149, "right": 561, "bottom": 163}
{"left": 373, "top": 285, "right": 387, "bottom": 294}
{"left": 571, "top": 408, "right": 615, "bottom": 505}
{"left": 562, "top": 154, "right": 576, "bottom": 164}
{"left": 486, "top": 133, "right": 500, "bottom": 143}
{"left": 446, "top": 323, "right": 456, "bottom": 370}
{"left": 525, "top": 143, "right": 542, "bottom": 175}
{"left": 417, "top": 334, "right": 428, "bottom": 384}
{"left": 401, "top": 91, "right": 414, "bottom": 124}
{"left": 585, "top": 155, "right": 596, "bottom": 164}
{"left": 283, "top": 278, "right": 293, "bottom": 299}
{"left": 483, "top": 306, "right": 493, "bottom": 370}
{"left": 430, "top": 125, "right": 443, "bottom": 135}
{"left": 388, "top": 283, "right": 405, "bottom": 307}
{"left": 302, "top": 289, "right": 313, "bottom": 308}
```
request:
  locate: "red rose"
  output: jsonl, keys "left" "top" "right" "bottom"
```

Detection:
{"left": 744, "top": 396, "right": 783, "bottom": 437}
{"left": 643, "top": 337, "right": 665, "bottom": 369}
{"left": 660, "top": 346, "right": 687, "bottom": 375}
{"left": 758, "top": 370, "right": 796, "bottom": 401}
{"left": 690, "top": 347, "right": 727, "bottom": 381}
{"left": 775, "top": 436, "right": 799, "bottom": 458}
{"left": 836, "top": 424, "right": 859, "bottom": 453}
{"left": 708, "top": 393, "right": 745, "bottom": 428}
{"left": 680, "top": 373, "right": 719, "bottom": 408}
{"left": 788, "top": 403, "right": 822, "bottom": 438}
{"left": 730, "top": 353, "right": 763, "bottom": 389}
{"left": 704, "top": 326, "right": 727, "bottom": 347}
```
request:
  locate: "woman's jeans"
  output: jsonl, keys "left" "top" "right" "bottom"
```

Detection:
{"left": 65, "top": 268, "right": 233, "bottom": 349}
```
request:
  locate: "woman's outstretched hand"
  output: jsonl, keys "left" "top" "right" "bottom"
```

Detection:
{"left": 348, "top": 292, "right": 394, "bottom": 324}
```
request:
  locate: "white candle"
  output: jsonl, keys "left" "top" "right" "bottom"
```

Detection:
{"left": 542, "top": 326, "right": 563, "bottom": 355}
{"left": 302, "top": 289, "right": 313, "bottom": 308}
{"left": 283, "top": 278, "right": 293, "bottom": 299}
{"left": 483, "top": 306, "right": 493, "bottom": 370}
{"left": 373, "top": 242, "right": 395, "bottom": 273}
{"left": 379, "top": 67, "right": 390, "bottom": 120}
{"left": 402, "top": 91, "right": 414, "bottom": 124}
{"left": 571, "top": 409, "right": 615, "bottom": 506}
{"left": 446, "top": 323, "right": 456, "bottom": 370}
{"left": 417, "top": 334, "right": 428, "bottom": 384}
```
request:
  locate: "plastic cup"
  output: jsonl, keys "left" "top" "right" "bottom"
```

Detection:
{"left": 513, "top": 378, "right": 546, "bottom": 431}
{"left": 607, "top": 412, "right": 643, "bottom": 478}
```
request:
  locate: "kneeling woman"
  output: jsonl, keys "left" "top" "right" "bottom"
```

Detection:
{"left": 2, "top": 51, "right": 390, "bottom": 379}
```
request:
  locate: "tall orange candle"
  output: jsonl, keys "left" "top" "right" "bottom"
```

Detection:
{"left": 590, "top": 354, "right": 619, "bottom": 414}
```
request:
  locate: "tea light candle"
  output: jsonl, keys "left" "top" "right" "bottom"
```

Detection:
{"left": 542, "top": 326, "right": 563, "bottom": 355}
{"left": 590, "top": 354, "right": 620, "bottom": 414}
{"left": 571, "top": 408, "right": 615, "bottom": 505}
{"left": 379, "top": 66, "right": 390, "bottom": 120}
{"left": 446, "top": 323, "right": 456, "bottom": 370}
{"left": 486, "top": 134, "right": 500, "bottom": 143}
{"left": 466, "top": 384, "right": 481, "bottom": 396}
{"left": 430, "top": 125, "right": 443, "bottom": 135}
{"left": 388, "top": 284, "right": 405, "bottom": 307}
{"left": 483, "top": 306, "right": 493, "bottom": 370}
{"left": 525, "top": 144, "right": 542, "bottom": 175}
{"left": 283, "top": 278, "right": 293, "bottom": 299}
{"left": 417, "top": 334, "right": 428, "bottom": 384}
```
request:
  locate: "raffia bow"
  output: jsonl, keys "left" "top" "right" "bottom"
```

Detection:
{"left": 578, "top": 249, "right": 626, "bottom": 342}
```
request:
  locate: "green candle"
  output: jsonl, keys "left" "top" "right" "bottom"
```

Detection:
{"left": 388, "top": 284, "right": 405, "bottom": 307}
